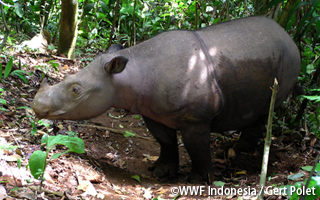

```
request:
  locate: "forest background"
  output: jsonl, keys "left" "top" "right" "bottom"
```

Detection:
{"left": 0, "top": 0, "right": 320, "bottom": 199}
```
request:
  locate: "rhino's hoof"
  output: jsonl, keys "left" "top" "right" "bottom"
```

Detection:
{"left": 188, "top": 170, "right": 213, "bottom": 184}
{"left": 148, "top": 161, "right": 178, "bottom": 181}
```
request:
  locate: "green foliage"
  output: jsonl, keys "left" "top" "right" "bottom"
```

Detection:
{"left": 47, "top": 61, "right": 58, "bottom": 72}
{"left": 123, "top": 130, "right": 135, "bottom": 137}
{"left": 280, "top": 161, "right": 320, "bottom": 200}
{"left": 288, "top": 172, "right": 305, "bottom": 180}
{"left": 0, "top": 143, "right": 19, "bottom": 150}
{"left": 290, "top": 0, "right": 320, "bottom": 45}
{"left": 280, "top": 0, "right": 320, "bottom": 66}
{"left": 29, "top": 134, "right": 85, "bottom": 188}
{"left": 30, "top": 119, "right": 51, "bottom": 136}
{"left": 303, "top": 89, "right": 320, "bottom": 103}
{"left": 131, "top": 175, "right": 141, "bottom": 183}
{"left": 280, "top": 176, "right": 320, "bottom": 200}
{"left": 29, "top": 150, "right": 47, "bottom": 179}
{"left": 0, "top": 88, "right": 7, "bottom": 111}
{"left": 76, "top": 0, "right": 255, "bottom": 48}
{"left": 302, "top": 88, "right": 320, "bottom": 137}
{"left": 30, "top": 120, "right": 37, "bottom": 136}
{"left": 301, "top": 163, "right": 320, "bottom": 173}
{"left": 0, "top": 57, "right": 29, "bottom": 84}
{"left": 10, "top": 70, "right": 29, "bottom": 84}
{"left": 1, "top": 1, "right": 319, "bottom": 197}
{"left": 67, "top": 131, "right": 79, "bottom": 137}
{"left": 214, "top": 181, "right": 226, "bottom": 186}
{"left": 14, "top": 2, "right": 24, "bottom": 18}
{"left": 36, "top": 120, "right": 50, "bottom": 127}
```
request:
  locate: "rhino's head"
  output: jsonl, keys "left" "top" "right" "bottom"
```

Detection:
{"left": 32, "top": 55, "right": 128, "bottom": 120}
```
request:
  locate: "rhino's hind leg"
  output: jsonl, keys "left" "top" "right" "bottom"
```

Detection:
{"left": 233, "top": 116, "right": 267, "bottom": 153}
{"left": 143, "top": 117, "right": 179, "bottom": 181}
{"left": 180, "top": 123, "right": 213, "bottom": 184}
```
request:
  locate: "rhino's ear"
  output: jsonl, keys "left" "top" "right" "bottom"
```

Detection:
{"left": 39, "top": 78, "right": 49, "bottom": 90}
{"left": 104, "top": 56, "right": 129, "bottom": 74}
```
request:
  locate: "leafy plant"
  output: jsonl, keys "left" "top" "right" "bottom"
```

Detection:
{"left": 67, "top": 131, "right": 79, "bottom": 137}
{"left": 0, "top": 57, "right": 29, "bottom": 84}
{"left": 29, "top": 134, "right": 85, "bottom": 190}
{"left": 0, "top": 88, "right": 7, "bottom": 111}
{"left": 30, "top": 120, "right": 37, "bottom": 136}
{"left": 37, "top": 120, "right": 51, "bottom": 128}
{"left": 280, "top": 159, "right": 320, "bottom": 200}
{"left": 302, "top": 89, "right": 320, "bottom": 137}
{"left": 123, "top": 130, "right": 135, "bottom": 137}
{"left": 131, "top": 175, "right": 141, "bottom": 183}
{"left": 30, "top": 119, "right": 51, "bottom": 136}
{"left": 280, "top": 176, "right": 320, "bottom": 200}
{"left": 48, "top": 60, "right": 59, "bottom": 72}
{"left": 0, "top": 143, "right": 19, "bottom": 150}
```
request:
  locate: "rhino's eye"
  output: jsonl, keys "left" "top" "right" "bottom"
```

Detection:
{"left": 71, "top": 84, "right": 82, "bottom": 95}
{"left": 73, "top": 86, "right": 80, "bottom": 93}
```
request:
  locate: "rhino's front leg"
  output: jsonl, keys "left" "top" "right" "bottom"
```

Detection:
{"left": 143, "top": 117, "right": 179, "bottom": 181}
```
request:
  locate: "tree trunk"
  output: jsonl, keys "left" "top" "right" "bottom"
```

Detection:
{"left": 107, "top": 0, "right": 120, "bottom": 49}
{"left": 268, "top": 3, "right": 282, "bottom": 20}
{"left": 130, "top": 0, "right": 137, "bottom": 46}
{"left": 40, "top": 0, "right": 53, "bottom": 28}
{"left": 58, "top": 0, "right": 78, "bottom": 59}
{"left": 0, "top": 3, "right": 10, "bottom": 52}
{"left": 277, "top": 0, "right": 297, "bottom": 28}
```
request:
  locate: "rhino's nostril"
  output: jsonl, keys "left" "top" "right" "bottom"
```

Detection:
{"left": 32, "top": 99, "right": 50, "bottom": 119}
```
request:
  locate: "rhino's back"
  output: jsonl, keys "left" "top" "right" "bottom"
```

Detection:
{"left": 195, "top": 16, "right": 300, "bottom": 131}
{"left": 112, "top": 17, "right": 300, "bottom": 130}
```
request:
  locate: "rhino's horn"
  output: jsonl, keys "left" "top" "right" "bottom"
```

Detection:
{"left": 39, "top": 78, "right": 49, "bottom": 89}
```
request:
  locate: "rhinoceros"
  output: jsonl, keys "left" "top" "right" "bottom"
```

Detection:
{"left": 32, "top": 16, "right": 300, "bottom": 183}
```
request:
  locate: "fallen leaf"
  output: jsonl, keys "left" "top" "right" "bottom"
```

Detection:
{"left": 1, "top": 155, "right": 21, "bottom": 162}
{"left": 78, "top": 180, "right": 91, "bottom": 191}
{"left": 235, "top": 171, "right": 247, "bottom": 175}
{"left": 142, "top": 188, "right": 153, "bottom": 199}
{"left": 57, "top": 124, "right": 64, "bottom": 130}
{"left": 63, "top": 65, "right": 69, "bottom": 70}
{"left": 228, "top": 148, "right": 236, "bottom": 158}
{"left": 96, "top": 193, "right": 105, "bottom": 199}
{"left": 147, "top": 156, "right": 158, "bottom": 162}
{"left": 212, "top": 158, "right": 226, "bottom": 164}
{"left": 156, "top": 187, "right": 168, "bottom": 194}
{"left": 0, "top": 184, "right": 7, "bottom": 199}
{"left": 142, "top": 154, "right": 158, "bottom": 162}
{"left": 131, "top": 175, "right": 141, "bottom": 183}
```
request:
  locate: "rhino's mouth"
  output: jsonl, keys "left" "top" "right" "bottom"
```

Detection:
{"left": 37, "top": 109, "right": 67, "bottom": 120}
{"left": 51, "top": 109, "right": 67, "bottom": 116}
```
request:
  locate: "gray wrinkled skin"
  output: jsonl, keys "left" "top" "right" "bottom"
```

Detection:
{"left": 32, "top": 16, "right": 301, "bottom": 183}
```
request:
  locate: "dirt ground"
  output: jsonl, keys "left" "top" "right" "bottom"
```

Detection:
{"left": 0, "top": 53, "right": 318, "bottom": 200}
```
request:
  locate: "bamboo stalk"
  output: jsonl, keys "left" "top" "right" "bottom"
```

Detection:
{"left": 258, "top": 78, "right": 278, "bottom": 200}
